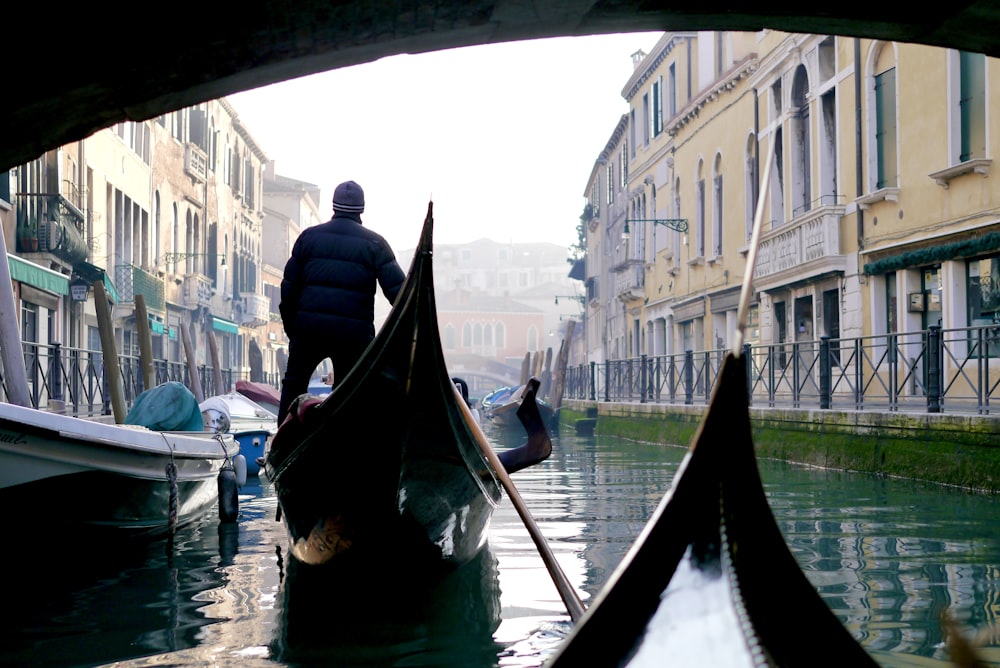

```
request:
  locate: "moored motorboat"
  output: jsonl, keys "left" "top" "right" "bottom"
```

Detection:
{"left": 201, "top": 391, "right": 278, "bottom": 477}
{"left": 0, "top": 401, "right": 239, "bottom": 537}
{"left": 264, "top": 202, "right": 552, "bottom": 573}
{"left": 235, "top": 379, "right": 282, "bottom": 417}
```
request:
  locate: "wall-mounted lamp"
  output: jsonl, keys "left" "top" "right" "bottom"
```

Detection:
{"left": 555, "top": 294, "right": 586, "bottom": 306}
{"left": 161, "top": 252, "right": 226, "bottom": 266}
{"left": 625, "top": 218, "right": 690, "bottom": 234}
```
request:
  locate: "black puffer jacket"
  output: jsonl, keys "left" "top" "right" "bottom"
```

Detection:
{"left": 279, "top": 213, "right": 405, "bottom": 341}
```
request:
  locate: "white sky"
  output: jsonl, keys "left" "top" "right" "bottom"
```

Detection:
{"left": 228, "top": 32, "right": 663, "bottom": 255}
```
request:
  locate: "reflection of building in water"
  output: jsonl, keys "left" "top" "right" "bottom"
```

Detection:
{"left": 178, "top": 493, "right": 287, "bottom": 660}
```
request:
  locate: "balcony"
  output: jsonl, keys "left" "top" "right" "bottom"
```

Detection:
{"left": 17, "top": 194, "right": 87, "bottom": 264}
{"left": 754, "top": 203, "right": 847, "bottom": 292}
{"left": 182, "top": 273, "right": 213, "bottom": 309}
{"left": 238, "top": 292, "right": 269, "bottom": 327}
{"left": 614, "top": 267, "right": 645, "bottom": 302}
{"left": 114, "top": 264, "right": 165, "bottom": 312}
{"left": 185, "top": 143, "right": 207, "bottom": 183}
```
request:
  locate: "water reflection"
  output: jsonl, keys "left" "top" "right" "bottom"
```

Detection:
{"left": 764, "top": 463, "right": 1000, "bottom": 662}
{"left": 1, "top": 521, "right": 231, "bottom": 666}
{"left": 271, "top": 545, "right": 503, "bottom": 666}
{"left": 4, "top": 429, "right": 1000, "bottom": 667}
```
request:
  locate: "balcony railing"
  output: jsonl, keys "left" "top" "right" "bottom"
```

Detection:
{"left": 563, "top": 324, "right": 1000, "bottom": 415}
{"left": 182, "top": 273, "right": 214, "bottom": 309}
{"left": 755, "top": 202, "right": 845, "bottom": 288}
{"left": 185, "top": 143, "right": 207, "bottom": 183}
{"left": 238, "top": 292, "right": 269, "bottom": 327}
{"left": 115, "top": 264, "right": 165, "bottom": 312}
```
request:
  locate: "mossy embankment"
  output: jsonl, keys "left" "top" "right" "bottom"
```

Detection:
{"left": 560, "top": 399, "right": 1000, "bottom": 493}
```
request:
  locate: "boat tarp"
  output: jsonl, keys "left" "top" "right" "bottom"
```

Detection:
{"left": 125, "top": 381, "right": 204, "bottom": 431}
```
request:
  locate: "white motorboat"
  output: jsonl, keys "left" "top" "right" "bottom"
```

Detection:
{"left": 0, "top": 401, "right": 239, "bottom": 537}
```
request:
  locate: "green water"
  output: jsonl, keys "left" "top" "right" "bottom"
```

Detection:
{"left": 5, "top": 430, "right": 999, "bottom": 666}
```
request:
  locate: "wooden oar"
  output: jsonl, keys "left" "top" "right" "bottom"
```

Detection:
{"left": 455, "top": 383, "right": 587, "bottom": 622}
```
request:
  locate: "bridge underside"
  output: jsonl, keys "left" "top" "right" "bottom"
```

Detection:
{"left": 6, "top": 1, "right": 1000, "bottom": 172}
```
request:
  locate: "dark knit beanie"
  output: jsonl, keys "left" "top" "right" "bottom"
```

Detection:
{"left": 332, "top": 180, "right": 365, "bottom": 213}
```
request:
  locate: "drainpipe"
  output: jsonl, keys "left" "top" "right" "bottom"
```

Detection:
{"left": 854, "top": 38, "right": 865, "bottom": 250}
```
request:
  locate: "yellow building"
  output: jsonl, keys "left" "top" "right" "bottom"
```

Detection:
{"left": 584, "top": 30, "right": 1000, "bottom": 382}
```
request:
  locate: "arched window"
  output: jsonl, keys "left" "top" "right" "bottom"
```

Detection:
{"left": 744, "top": 133, "right": 757, "bottom": 241}
{"left": 495, "top": 322, "right": 506, "bottom": 348}
{"left": 527, "top": 326, "right": 539, "bottom": 353}
{"left": 790, "top": 65, "right": 811, "bottom": 216}
{"left": 444, "top": 324, "right": 456, "bottom": 350}
{"left": 673, "top": 175, "right": 682, "bottom": 269}
{"left": 154, "top": 191, "right": 161, "bottom": 266}
{"left": 712, "top": 152, "right": 723, "bottom": 257}
{"left": 185, "top": 210, "right": 194, "bottom": 274}
{"left": 462, "top": 322, "right": 472, "bottom": 348}
{"left": 866, "top": 42, "right": 898, "bottom": 191}
{"left": 695, "top": 159, "right": 705, "bottom": 257}
{"left": 473, "top": 322, "right": 483, "bottom": 348}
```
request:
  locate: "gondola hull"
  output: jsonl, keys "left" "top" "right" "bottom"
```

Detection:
{"left": 546, "top": 353, "right": 879, "bottom": 667}
{"left": 264, "top": 204, "right": 503, "bottom": 573}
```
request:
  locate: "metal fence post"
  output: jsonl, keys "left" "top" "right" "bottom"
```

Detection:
{"left": 792, "top": 341, "right": 801, "bottom": 408}
{"left": 684, "top": 350, "right": 693, "bottom": 405}
{"left": 743, "top": 342, "right": 752, "bottom": 405}
{"left": 927, "top": 325, "right": 941, "bottom": 413}
{"left": 589, "top": 361, "right": 596, "bottom": 401}
{"left": 819, "top": 336, "right": 830, "bottom": 409}
{"left": 51, "top": 342, "right": 63, "bottom": 403}
{"left": 768, "top": 344, "right": 776, "bottom": 406}
{"left": 604, "top": 360, "right": 610, "bottom": 402}
{"left": 640, "top": 354, "right": 648, "bottom": 403}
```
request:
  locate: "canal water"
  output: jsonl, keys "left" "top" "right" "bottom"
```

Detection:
{"left": 5, "top": 427, "right": 1000, "bottom": 667}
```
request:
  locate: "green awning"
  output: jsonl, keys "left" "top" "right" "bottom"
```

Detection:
{"left": 72, "top": 260, "right": 119, "bottom": 303}
{"left": 213, "top": 316, "right": 238, "bottom": 334}
{"left": 8, "top": 255, "right": 69, "bottom": 295}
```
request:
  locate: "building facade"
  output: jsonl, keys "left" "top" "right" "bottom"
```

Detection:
{"left": 1, "top": 97, "right": 275, "bottom": 407}
{"left": 581, "top": 31, "right": 1000, "bottom": 379}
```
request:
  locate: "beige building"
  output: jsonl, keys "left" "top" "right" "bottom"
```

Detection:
{"left": 2, "top": 96, "right": 273, "bottom": 410}
{"left": 583, "top": 30, "right": 1000, "bottom": 379}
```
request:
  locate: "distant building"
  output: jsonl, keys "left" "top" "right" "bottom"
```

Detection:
{"left": 389, "top": 238, "right": 583, "bottom": 391}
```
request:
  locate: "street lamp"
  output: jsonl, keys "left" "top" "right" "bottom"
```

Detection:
{"left": 622, "top": 217, "right": 689, "bottom": 239}
{"left": 161, "top": 252, "right": 226, "bottom": 266}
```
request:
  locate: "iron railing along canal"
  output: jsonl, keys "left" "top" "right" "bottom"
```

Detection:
{"left": 564, "top": 324, "right": 1000, "bottom": 415}
{"left": 5, "top": 341, "right": 281, "bottom": 417}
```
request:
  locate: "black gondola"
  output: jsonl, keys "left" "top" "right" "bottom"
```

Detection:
{"left": 264, "top": 202, "right": 549, "bottom": 573}
{"left": 545, "top": 351, "right": 880, "bottom": 666}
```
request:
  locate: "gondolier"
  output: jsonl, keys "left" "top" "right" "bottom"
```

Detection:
{"left": 277, "top": 180, "right": 405, "bottom": 424}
